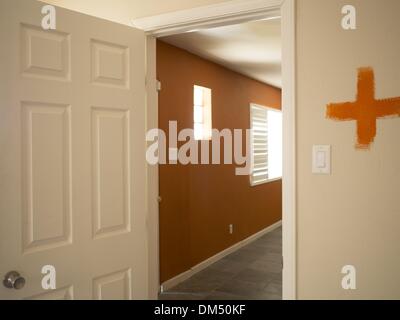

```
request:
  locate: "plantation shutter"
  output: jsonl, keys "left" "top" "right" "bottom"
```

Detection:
{"left": 250, "top": 104, "right": 269, "bottom": 185}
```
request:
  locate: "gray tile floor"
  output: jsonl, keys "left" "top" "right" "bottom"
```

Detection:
{"left": 159, "top": 227, "right": 282, "bottom": 300}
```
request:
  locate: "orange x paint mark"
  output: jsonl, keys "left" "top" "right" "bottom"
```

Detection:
{"left": 327, "top": 67, "right": 400, "bottom": 149}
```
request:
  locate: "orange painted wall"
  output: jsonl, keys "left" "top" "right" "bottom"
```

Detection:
{"left": 157, "top": 40, "right": 282, "bottom": 283}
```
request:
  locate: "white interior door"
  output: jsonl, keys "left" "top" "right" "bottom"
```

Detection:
{"left": 0, "top": 0, "right": 148, "bottom": 299}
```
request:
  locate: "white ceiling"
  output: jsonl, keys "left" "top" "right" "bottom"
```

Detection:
{"left": 161, "top": 18, "right": 282, "bottom": 88}
{"left": 42, "top": 0, "right": 230, "bottom": 24}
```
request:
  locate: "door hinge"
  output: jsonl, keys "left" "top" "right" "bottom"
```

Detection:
{"left": 156, "top": 80, "right": 162, "bottom": 92}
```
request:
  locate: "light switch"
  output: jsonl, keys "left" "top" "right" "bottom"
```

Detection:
{"left": 312, "top": 145, "right": 331, "bottom": 174}
{"left": 316, "top": 151, "right": 326, "bottom": 168}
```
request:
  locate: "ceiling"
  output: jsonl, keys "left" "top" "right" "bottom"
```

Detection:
{"left": 42, "top": 0, "right": 230, "bottom": 25}
{"left": 161, "top": 18, "right": 282, "bottom": 88}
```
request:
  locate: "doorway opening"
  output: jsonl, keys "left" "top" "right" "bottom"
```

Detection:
{"left": 136, "top": 1, "right": 295, "bottom": 299}
{"left": 158, "top": 18, "right": 282, "bottom": 300}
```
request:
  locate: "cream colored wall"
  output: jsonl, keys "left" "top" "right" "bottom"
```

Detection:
{"left": 41, "top": 0, "right": 230, "bottom": 25}
{"left": 296, "top": 0, "right": 400, "bottom": 299}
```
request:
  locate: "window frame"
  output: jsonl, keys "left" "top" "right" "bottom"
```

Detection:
{"left": 249, "top": 103, "right": 282, "bottom": 187}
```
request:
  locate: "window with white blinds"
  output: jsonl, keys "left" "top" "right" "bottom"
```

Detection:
{"left": 250, "top": 104, "right": 282, "bottom": 186}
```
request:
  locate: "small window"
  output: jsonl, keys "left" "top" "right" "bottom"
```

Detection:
{"left": 193, "top": 85, "right": 212, "bottom": 140}
{"left": 250, "top": 104, "right": 282, "bottom": 186}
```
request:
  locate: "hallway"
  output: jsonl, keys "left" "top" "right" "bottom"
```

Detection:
{"left": 159, "top": 227, "right": 282, "bottom": 300}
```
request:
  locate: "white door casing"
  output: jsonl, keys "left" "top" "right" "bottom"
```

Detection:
{"left": 0, "top": 0, "right": 148, "bottom": 299}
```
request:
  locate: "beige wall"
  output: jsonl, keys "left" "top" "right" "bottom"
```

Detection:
{"left": 296, "top": 0, "right": 400, "bottom": 299}
{"left": 41, "top": 0, "right": 230, "bottom": 25}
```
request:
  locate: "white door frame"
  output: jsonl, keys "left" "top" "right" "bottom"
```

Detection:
{"left": 136, "top": 0, "right": 296, "bottom": 300}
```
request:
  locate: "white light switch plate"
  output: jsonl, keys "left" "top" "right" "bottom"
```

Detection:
{"left": 312, "top": 145, "right": 331, "bottom": 174}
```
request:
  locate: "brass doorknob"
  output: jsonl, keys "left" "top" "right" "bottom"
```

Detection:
{"left": 3, "top": 271, "right": 25, "bottom": 290}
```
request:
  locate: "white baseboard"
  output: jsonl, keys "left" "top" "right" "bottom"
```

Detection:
{"left": 160, "top": 220, "right": 282, "bottom": 292}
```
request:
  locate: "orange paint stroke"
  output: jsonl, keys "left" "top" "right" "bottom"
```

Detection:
{"left": 326, "top": 67, "right": 400, "bottom": 149}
